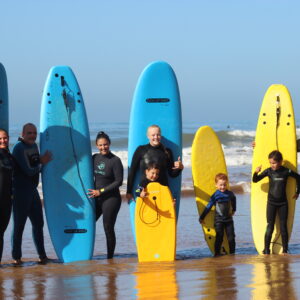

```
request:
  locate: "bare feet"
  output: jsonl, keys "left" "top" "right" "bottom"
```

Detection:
{"left": 13, "top": 259, "right": 23, "bottom": 265}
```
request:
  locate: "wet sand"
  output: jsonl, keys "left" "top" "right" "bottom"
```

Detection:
{"left": 2, "top": 194, "right": 300, "bottom": 299}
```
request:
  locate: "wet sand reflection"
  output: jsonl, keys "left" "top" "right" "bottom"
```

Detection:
{"left": 134, "top": 262, "right": 178, "bottom": 299}
{"left": 249, "top": 255, "right": 297, "bottom": 300}
{"left": 0, "top": 255, "right": 300, "bottom": 299}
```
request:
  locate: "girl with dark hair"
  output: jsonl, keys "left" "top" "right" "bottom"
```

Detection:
{"left": 0, "top": 129, "right": 14, "bottom": 263}
{"left": 253, "top": 150, "right": 300, "bottom": 254}
{"left": 87, "top": 131, "right": 123, "bottom": 259}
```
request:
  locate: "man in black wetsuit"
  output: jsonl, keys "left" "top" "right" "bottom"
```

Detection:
{"left": 126, "top": 125, "right": 183, "bottom": 201}
{"left": 11, "top": 123, "right": 52, "bottom": 265}
{"left": 253, "top": 150, "right": 300, "bottom": 254}
{"left": 0, "top": 129, "right": 14, "bottom": 263}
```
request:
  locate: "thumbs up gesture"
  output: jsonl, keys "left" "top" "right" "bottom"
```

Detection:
{"left": 173, "top": 156, "right": 184, "bottom": 170}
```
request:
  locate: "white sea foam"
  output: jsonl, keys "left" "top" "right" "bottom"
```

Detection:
{"left": 227, "top": 130, "right": 256, "bottom": 137}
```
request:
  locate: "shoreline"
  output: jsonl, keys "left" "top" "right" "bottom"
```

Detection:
{"left": 120, "top": 182, "right": 250, "bottom": 201}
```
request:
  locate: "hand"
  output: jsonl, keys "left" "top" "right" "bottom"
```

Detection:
{"left": 293, "top": 193, "right": 299, "bottom": 200}
{"left": 87, "top": 189, "right": 100, "bottom": 198}
{"left": 173, "top": 198, "right": 176, "bottom": 207}
{"left": 126, "top": 193, "right": 133, "bottom": 203}
{"left": 199, "top": 218, "right": 204, "bottom": 224}
{"left": 255, "top": 165, "right": 262, "bottom": 173}
{"left": 140, "top": 188, "right": 147, "bottom": 198}
{"left": 252, "top": 141, "right": 256, "bottom": 149}
{"left": 40, "top": 150, "right": 52, "bottom": 165}
{"left": 173, "top": 156, "right": 184, "bottom": 170}
{"left": 231, "top": 211, "right": 235, "bottom": 216}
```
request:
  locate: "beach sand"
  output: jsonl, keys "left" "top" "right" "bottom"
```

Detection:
{"left": 1, "top": 194, "right": 300, "bottom": 299}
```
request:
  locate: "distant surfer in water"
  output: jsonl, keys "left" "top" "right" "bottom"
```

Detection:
{"left": 88, "top": 131, "right": 123, "bottom": 259}
{"left": 126, "top": 124, "right": 184, "bottom": 202}
{"left": 253, "top": 150, "right": 300, "bottom": 255}
{"left": 199, "top": 173, "right": 236, "bottom": 257}
{"left": 0, "top": 129, "right": 14, "bottom": 263}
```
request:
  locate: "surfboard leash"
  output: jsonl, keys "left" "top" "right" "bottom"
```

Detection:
{"left": 61, "top": 82, "right": 91, "bottom": 204}
{"left": 139, "top": 196, "right": 160, "bottom": 225}
{"left": 271, "top": 95, "right": 282, "bottom": 247}
{"left": 275, "top": 95, "right": 281, "bottom": 150}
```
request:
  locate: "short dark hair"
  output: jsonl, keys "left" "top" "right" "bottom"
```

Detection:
{"left": 145, "top": 162, "right": 160, "bottom": 171}
{"left": 215, "top": 173, "right": 228, "bottom": 183}
{"left": 96, "top": 131, "right": 111, "bottom": 145}
{"left": 268, "top": 150, "right": 283, "bottom": 162}
{"left": 22, "top": 123, "right": 36, "bottom": 133}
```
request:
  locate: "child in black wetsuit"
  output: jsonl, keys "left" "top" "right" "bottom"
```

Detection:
{"left": 199, "top": 173, "right": 236, "bottom": 256}
{"left": 252, "top": 150, "right": 300, "bottom": 254}
{"left": 135, "top": 162, "right": 160, "bottom": 198}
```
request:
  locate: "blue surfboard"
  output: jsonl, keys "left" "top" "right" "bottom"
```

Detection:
{"left": 40, "top": 66, "right": 95, "bottom": 263}
{"left": 0, "top": 63, "right": 9, "bottom": 132}
{"left": 128, "top": 61, "right": 182, "bottom": 239}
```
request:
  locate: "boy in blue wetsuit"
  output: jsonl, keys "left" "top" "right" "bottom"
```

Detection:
{"left": 11, "top": 123, "right": 52, "bottom": 265}
{"left": 199, "top": 173, "right": 236, "bottom": 256}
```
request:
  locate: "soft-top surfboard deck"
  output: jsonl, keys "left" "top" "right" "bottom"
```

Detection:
{"left": 135, "top": 182, "right": 176, "bottom": 262}
{"left": 40, "top": 66, "right": 95, "bottom": 263}
{"left": 251, "top": 84, "right": 297, "bottom": 254}
{"left": 0, "top": 63, "right": 8, "bottom": 132}
{"left": 191, "top": 126, "right": 230, "bottom": 255}
{"left": 128, "top": 61, "right": 182, "bottom": 239}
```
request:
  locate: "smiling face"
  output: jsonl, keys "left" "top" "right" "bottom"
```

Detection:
{"left": 269, "top": 158, "right": 282, "bottom": 171}
{"left": 0, "top": 130, "right": 9, "bottom": 149}
{"left": 216, "top": 179, "right": 228, "bottom": 193}
{"left": 147, "top": 126, "right": 161, "bottom": 147}
{"left": 145, "top": 167, "right": 160, "bottom": 182}
{"left": 22, "top": 124, "right": 37, "bottom": 145}
{"left": 96, "top": 137, "right": 110, "bottom": 155}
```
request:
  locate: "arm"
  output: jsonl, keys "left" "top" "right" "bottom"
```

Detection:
{"left": 199, "top": 194, "right": 216, "bottom": 221}
{"left": 12, "top": 143, "right": 40, "bottom": 177}
{"left": 166, "top": 148, "right": 182, "bottom": 178}
{"left": 288, "top": 169, "right": 300, "bottom": 196}
{"left": 231, "top": 192, "right": 236, "bottom": 214}
{"left": 252, "top": 168, "right": 268, "bottom": 183}
{"left": 126, "top": 146, "right": 143, "bottom": 194}
{"left": 101, "top": 157, "right": 124, "bottom": 195}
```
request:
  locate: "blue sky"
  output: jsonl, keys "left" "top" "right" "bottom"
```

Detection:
{"left": 1, "top": 0, "right": 300, "bottom": 126}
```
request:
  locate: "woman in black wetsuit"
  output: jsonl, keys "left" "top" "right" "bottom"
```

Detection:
{"left": 0, "top": 129, "right": 14, "bottom": 263}
{"left": 253, "top": 150, "right": 300, "bottom": 254}
{"left": 126, "top": 124, "right": 184, "bottom": 201}
{"left": 88, "top": 132, "right": 123, "bottom": 259}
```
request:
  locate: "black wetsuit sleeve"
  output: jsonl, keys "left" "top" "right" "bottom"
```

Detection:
{"left": 288, "top": 169, "right": 300, "bottom": 195}
{"left": 252, "top": 169, "right": 269, "bottom": 183}
{"left": 166, "top": 148, "right": 181, "bottom": 178}
{"left": 127, "top": 146, "right": 144, "bottom": 193}
{"left": 101, "top": 157, "right": 123, "bottom": 195}
{"left": 200, "top": 194, "right": 216, "bottom": 220}
{"left": 231, "top": 192, "right": 236, "bottom": 212}
{"left": 297, "top": 139, "right": 300, "bottom": 153}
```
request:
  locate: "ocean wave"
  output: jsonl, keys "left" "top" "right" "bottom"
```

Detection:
{"left": 227, "top": 130, "right": 256, "bottom": 137}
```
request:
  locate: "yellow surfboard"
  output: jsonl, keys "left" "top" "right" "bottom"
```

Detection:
{"left": 135, "top": 182, "right": 176, "bottom": 262}
{"left": 191, "top": 125, "right": 230, "bottom": 255}
{"left": 251, "top": 84, "right": 297, "bottom": 254}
